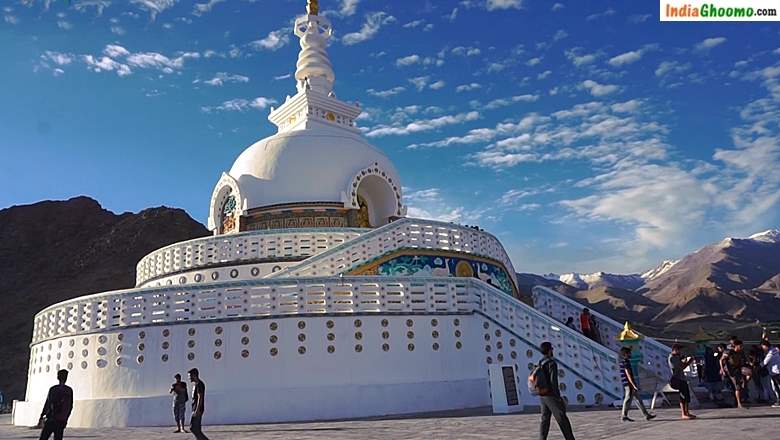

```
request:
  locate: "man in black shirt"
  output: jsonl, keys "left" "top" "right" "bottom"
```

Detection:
{"left": 538, "top": 341, "right": 576, "bottom": 440}
{"left": 188, "top": 368, "right": 210, "bottom": 440}
{"left": 39, "top": 369, "right": 73, "bottom": 440}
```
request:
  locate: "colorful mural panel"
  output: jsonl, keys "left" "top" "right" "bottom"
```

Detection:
{"left": 374, "top": 254, "right": 515, "bottom": 296}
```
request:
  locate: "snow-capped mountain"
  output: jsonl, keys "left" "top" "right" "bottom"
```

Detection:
{"left": 748, "top": 229, "right": 780, "bottom": 243}
{"left": 543, "top": 271, "right": 644, "bottom": 291}
{"left": 641, "top": 260, "right": 679, "bottom": 281}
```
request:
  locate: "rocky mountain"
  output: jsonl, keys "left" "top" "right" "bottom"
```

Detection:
{"left": 522, "top": 228, "right": 780, "bottom": 335}
{"left": 0, "top": 197, "right": 209, "bottom": 401}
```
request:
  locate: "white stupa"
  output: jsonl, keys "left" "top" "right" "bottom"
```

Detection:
{"left": 12, "top": 1, "right": 646, "bottom": 428}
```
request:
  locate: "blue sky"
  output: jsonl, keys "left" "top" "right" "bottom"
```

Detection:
{"left": 1, "top": 0, "right": 779, "bottom": 274}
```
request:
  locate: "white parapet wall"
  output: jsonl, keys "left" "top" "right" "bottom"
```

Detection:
{"left": 16, "top": 278, "right": 621, "bottom": 427}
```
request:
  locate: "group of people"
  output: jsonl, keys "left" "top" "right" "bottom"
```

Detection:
{"left": 37, "top": 368, "right": 210, "bottom": 440}
{"left": 534, "top": 334, "right": 780, "bottom": 440}
{"left": 564, "top": 308, "right": 601, "bottom": 344}
{"left": 699, "top": 336, "right": 780, "bottom": 409}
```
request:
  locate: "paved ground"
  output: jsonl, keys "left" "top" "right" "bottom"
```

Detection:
{"left": 2, "top": 405, "right": 779, "bottom": 440}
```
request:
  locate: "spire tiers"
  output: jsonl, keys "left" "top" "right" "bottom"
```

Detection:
{"left": 294, "top": 13, "right": 335, "bottom": 94}
{"left": 268, "top": 4, "right": 361, "bottom": 134}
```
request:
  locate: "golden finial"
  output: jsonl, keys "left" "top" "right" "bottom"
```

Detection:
{"left": 306, "top": 0, "right": 319, "bottom": 15}
{"left": 617, "top": 321, "right": 642, "bottom": 341}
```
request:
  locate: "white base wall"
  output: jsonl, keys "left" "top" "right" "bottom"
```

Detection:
{"left": 17, "top": 314, "right": 493, "bottom": 427}
{"left": 17, "top": 311, "right": 618, "bottom": 427}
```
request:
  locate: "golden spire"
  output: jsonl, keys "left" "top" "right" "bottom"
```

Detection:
{"left": 617, "top": 321, "right": 642, "bottom": 341}
{"left": 307, "top": 0, "right": 319, "bottom": 15}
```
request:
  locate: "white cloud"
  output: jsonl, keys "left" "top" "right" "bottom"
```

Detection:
{"left": 551, "top": 3, "right": 565, "bottom": 11}
{"left": 104, "top": 44, "right": 130, "bottom": 58}
{"left": 655, "top": 60, "right": 691, "bottom": 77}
{"left": 408, "top": 76, "right": 430, "bottom": 91}
{"left": 73, "top": 1, "right": 111, "bottom": 16}
{"left": 339, "top": 0, "right": 360, "bottom": 16}
{"left": 201, "top": 96, "right": 277, "bottom": 113}
{"left": 342, "top": 11, "right": 395, "bottom": 45}
{"left": 581, "top": 80, "right": 619, "bottom": 97}
{"left": 366, "top": 111, "right": 480, "bottom": 137}
{"left": 403, "top": 19, "right": 425, "bottom": 28}
{"left": 456, "top": 83, "right": 482, "bottom": 92}
{"left": 447, "top": 7, "right": 458, "bottom": 22}
{"left": 367, "top": 86, "right": 405, "bottom": 98}
{"left": 199, "top": 72, "right": 250, "bottom": 86}
{"left": 695, "top": 37, "right": 727, "bottom": 51}
{"left": 452, "top": 46, "right": 481, "bottom": 56}
{"left": 4, "top": 14, "right": 19, "bottom": 25}
{"left": 608, "top": 50, "right": 643, "bottom": 67}
{"left": 526, "top": 57, "right": 542, "bottom": 66}
{"left": 553, "top": 30, "right": 567, "bottom": 41}
{"left": 193, "top": 0, "right": 226, "bottom": 16}
{"left": 111, "top": 25, "right": 126, "bottom": 35}
{"left": 83, "top": 55, "right": 132, "bottom": 76}
{"left": 429, "top": 80, "right": 446, "bottom": 90}
{"left": 611, "top": 99, "right": 641, "bottom": 113}
{"left": 41, "top": 51, "right": 74, "bottom": 66}
{"left": 484, "top": 94, "right": 539, "bottom": 110}
{"left": 537, "top": 70, "right": 552, "bottom": 80}
{"left": 486, "top": 0, "right": 523, "bottom": 11}
{"left": 249, "top": 28, "right": 290, "bottom": 51}
{"left": 404, "top": 188, "right": 484, "bottom": 223}
{"left": 131, "top": 0, "right": 178, "bottom": 21}
{"left": 395, "top": 54, "right": 417, "bottom": 65}
{"left": 565, "top": 49, "right": 597, "bottom": 67}
{"left": 57, "top": 20, "right": 73, "bottom": 30}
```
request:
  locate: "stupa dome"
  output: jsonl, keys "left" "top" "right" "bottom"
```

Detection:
{"left": 228, "top": 123, "right": 402, "bottom": 213}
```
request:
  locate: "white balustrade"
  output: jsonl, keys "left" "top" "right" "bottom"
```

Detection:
{"left": 135, "top": 228, "right": 367, "bottom": 287}
{"left": 532, "top": 286, "right": 670, "bottom": 381}
{"left": 478, "top": 283, "right": 622, "bottom": 397}
{"left": 269, "top": 218, "right": 517, "bottom": 279}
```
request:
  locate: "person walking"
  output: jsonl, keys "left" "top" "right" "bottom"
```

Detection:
{"left": 170, "top": 373, "right": 189, "bottom": 433}
{"left": 720, "top": 339, "right": 748, "bottom": 408}
{"left": 668, "top": 344, "right": 696, "bottom": 419}
{"left": 188, "top": 368, "right": 210, "bottom": 440}
{"left": 38, "top": 369, "right": 73, "bottom": 440}
{"left": 760, "top": 340, "right": 780, "bottom": 408}
{"left": 536, "top": 342, "right": 576, "bottom": 440}
{"left": 619, "top": 347, "right": 656, "bottom": 422}
{"left": 579, "top": 309, "right": 592, "bottom": 340}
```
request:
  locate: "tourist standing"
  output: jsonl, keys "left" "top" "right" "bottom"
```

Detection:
{"left": 760, "top": 340, "right": 780, "bottom": 407}
{"left": 579, "top": 309, "right": 592, "bottom": 340}
{"left": 38, "top": 369, "right": 73, "bottom": 440}
{"left": 188, "top": 368, "right": 210, "bottom": 440}
{"left": 537, "top": 342, "right": 576, "bottom": 440}
{"left": 619, "top": 347, "right": 655, "bottom": 422}
{"left": 564, "top": 317, "right": 576, "bottom": 330}
{"left": 703, "top": 345, "right": 725, "bottom": 403}
{"left": 170, "top": 373, "right": 189, "bottom": 433}
{"left": 668, "top": 344, "right": 696, "bottom": 420}
{"left": 720, "top": 339, "right": 748, "bottom": 409}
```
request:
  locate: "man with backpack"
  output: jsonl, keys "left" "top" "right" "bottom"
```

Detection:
{"left": 619, "top": 347, "right": 656, "bottom": 422}
{"left": 38, "top": 369, "right": 73, "bottom": 440}
{"left": 531, "top": 341, "right": 576, "bottom": 440}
